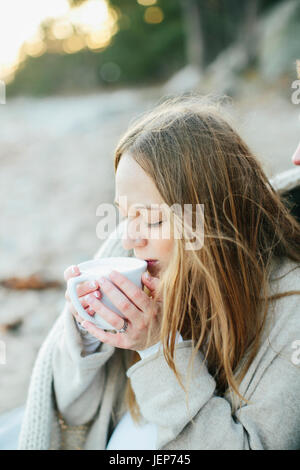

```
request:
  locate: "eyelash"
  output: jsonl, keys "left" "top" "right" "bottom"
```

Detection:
{"left": 118, "top": 206, "right": 163, "bottom": 228}
{"left": 121, "top": 215, "right": 163, "bottom": 228}
{"left": 146, "top": 221, "right": 163, "bottom": 227}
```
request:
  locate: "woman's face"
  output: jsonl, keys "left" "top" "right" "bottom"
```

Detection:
{"left": 114, "top": 153, "right": 174, "bottom": 277}
{"left": 292, "top": 142, "right": 300, "bottom": 165}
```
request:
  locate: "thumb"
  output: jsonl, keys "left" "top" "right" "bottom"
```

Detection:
{"left": 142, "top": 272, "right": 161, "bottom": 299}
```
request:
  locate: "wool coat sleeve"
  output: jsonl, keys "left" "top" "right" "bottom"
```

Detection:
{"left": 126, "top": 263, "right": 300, "bottom": 450}
{"left": 52, "top": 220, "right": 133, "bottom": 426}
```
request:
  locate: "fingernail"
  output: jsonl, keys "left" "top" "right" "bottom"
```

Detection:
{"left": 94, "top": 290, "right": 101, "bottom": 298}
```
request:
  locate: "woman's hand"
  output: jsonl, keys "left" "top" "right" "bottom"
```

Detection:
{"left": 79, "top": 270, "right": 163, "bottom": 351}
{"left": 64, "top": 265, "right": 102, "bottom": 325}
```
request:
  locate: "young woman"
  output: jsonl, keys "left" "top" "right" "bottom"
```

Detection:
{"left": 18, "top": 95, "right": 300, "bottom": 450}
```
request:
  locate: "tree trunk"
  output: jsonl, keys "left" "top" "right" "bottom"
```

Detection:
{"left": 179, "top": 0, "right": 204, "bottom": 70}
{"left": 239, "top": 0, "right": 260, "bottom": 66}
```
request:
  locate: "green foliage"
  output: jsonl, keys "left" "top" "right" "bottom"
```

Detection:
{"left": 7, "top": 0, "right": 290, "bottom": 96}
{"left": 8, "top": 0, "right": 186, "bottom": 96}
{"left": 194, "top": 0, "right": 245, "bottom": 65}
{"left": 260, "top": 0, "right": 284, "bottom": 12}
{"left": 68, "top": 0, "right": 87, "bottom": 6}
{"left": 7, "top": 50, "right": 102, "bottom": 96}
{"left": 194, "top": 0, "right": 285, "bottom": 65}
{"left": 97, "top": 0, "right": 186, "bottom": 82}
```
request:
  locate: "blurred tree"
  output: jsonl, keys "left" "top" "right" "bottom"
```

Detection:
{"left": 237, "top": 0, "right": 260, "bottom": 67}
{"left": 8, "top": 0, "right": 186, "bottom": 95}
{"left": 179, "top": 0, "right": 204, "bottom": 68}
{"left": 178, "top": 0, "right": 282, "bottom": 67}
{"left": 69, "top": 0, "right": 87, "bottom": 5}
{"left": 7, "top": 0, "right": 289, "bottom": 95}
{"left": 188, "top": 0, "right": 258, "bottom": 66}
{"left": 95, "top": 0, "right": 186, "bottom": 83}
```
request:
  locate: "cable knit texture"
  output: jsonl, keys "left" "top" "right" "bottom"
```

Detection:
{"left": 17, "top": 219, "right": 300, "bottom": 450}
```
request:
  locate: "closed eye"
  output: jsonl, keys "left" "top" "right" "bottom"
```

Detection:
{"left": 115, "top": 204, "right": 163, "bottom": 228}
{"left": 147, "top": 221, "right": 163, "bottom": 227}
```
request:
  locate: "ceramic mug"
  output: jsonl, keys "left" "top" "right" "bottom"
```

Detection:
{"left": 67, "top": 257, "right": 147, "bottom": 329}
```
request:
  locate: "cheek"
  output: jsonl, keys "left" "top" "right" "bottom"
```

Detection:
{"left": 152, "top": 238, "right": 174, "bottom": 260}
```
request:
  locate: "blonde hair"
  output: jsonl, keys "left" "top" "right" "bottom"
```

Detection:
{"left": 113, "top": 94, "right": 300, "bottom": 423}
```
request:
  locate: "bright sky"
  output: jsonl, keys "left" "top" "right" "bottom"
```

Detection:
{"left": 0, "top": 0, "right": 115, "bottom": 80}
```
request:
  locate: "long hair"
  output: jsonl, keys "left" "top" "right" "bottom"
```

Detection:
{"left": 113, "top": 94, "right": 300, "bottom": 423}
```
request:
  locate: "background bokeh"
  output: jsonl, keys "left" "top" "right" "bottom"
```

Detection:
{"left": 0, "top": 0, "right": 299, "bottom": 413}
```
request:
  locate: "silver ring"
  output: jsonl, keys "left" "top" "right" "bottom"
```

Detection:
{"left": 117, "top": 318, "right": 128, "bottom": 333}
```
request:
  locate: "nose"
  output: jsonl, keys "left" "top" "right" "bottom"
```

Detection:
{"left": 292, "top": 142, "right": 300, "bottom": 165}
{"left": 121, "top": 219, "right": 147, "bottom": 251}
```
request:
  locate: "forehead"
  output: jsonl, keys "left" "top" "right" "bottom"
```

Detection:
{"left": 115, "top": 153, "right": 164, "bottom": 207}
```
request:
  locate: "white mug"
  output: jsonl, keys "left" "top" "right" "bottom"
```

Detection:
{"left": 67, "top": 257, "right": 147, "bottom": 330}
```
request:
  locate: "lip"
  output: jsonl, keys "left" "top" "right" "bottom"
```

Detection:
{"left": 146, "top": 259, "right": 158, "bottom": 266}
{"left": 144, "top": 260, "right": 160, "bottom": 278}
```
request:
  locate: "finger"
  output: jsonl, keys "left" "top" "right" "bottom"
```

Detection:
{"left": 141, "top": 272, "right": 162, "bottom": 299}
{"left": 73, "top": 280, "right": 100, "bottom": 297}
{"left": 96, "top": 275, "right": 145, "bottom": 326}
{"left": 67, "top": 302, "right": 94, "bottom": 321}
{"left": 86, "top": 307, "right": 95, "bottom": 317}
{"left": 80, "top": 321, "right": 130, "bottom": 349}
{"left": 107, "top": 270, "right": 151, "bottom": 314}
{"left": 64, "top": 265, "right": 80, "bottom": 281}
{"left": 65, "top": 287, "right": 101, "bottom": 302}
{"left": 74, "top": 313, "right": 91, "bottom": 325}
{"left": 65, "top": 290, "right": 95, "bottom": 307}
{"left": 84, "top": 293, "right": 128, "bottom": 331}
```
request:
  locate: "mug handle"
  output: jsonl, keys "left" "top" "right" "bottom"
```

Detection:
{"left": 67, "top": 273, "right": 97, "bottom": 324}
